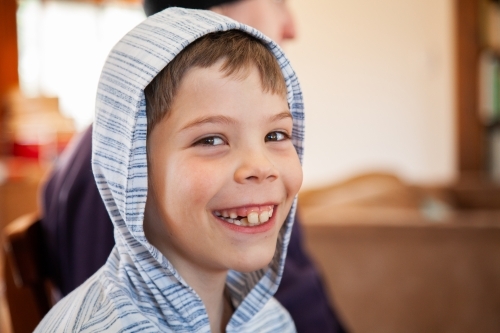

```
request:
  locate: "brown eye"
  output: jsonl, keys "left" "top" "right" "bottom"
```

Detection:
{"left": 265, "top": 131, "right": 288, "bottom": 142}
{"left": 195, "top": 136, "right": 225, "bottom": 146}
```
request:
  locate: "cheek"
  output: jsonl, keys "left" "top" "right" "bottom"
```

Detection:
{"left": 163, "top": 156, "right": 223, "bottom": 208}
{"left": 266, "top": 6, "right": 290, "bottom": 41}
{"left": 247, "top": 2, "right": 282, "bottom": 41}
{"left": 261, "top": 15, "right": 282, "bottom": 41}
{"left": 279, "top": 151, "right": 303, "bottom": 198}
{"left": 289, "top": 160, "right": 303, "bottom": 196}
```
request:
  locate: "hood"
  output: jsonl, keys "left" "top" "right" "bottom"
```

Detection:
{"left": 92, "top": 7, "right": 304, "bottom": 331}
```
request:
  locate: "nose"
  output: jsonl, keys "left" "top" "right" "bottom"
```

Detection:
{"left": 281, "top": 6, "right": 296, "bottom": 41}
{"left": 234, "top": 149, "right": 278, "bottom": 184}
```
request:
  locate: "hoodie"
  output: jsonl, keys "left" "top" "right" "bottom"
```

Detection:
{"left": 36, "top": 7, "right": 304, "bottom": 333}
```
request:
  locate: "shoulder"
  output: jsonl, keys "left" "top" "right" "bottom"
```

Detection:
{"left": 49, "top": 125, "right": 93, "bottom": 181}
{"left": 34, "top": 270, "right": 160, "bottom": 333}
{"left": 35, "top": 272, "right": 110, "bottom": 333}
{"left": 34, "top": 275, "right": 90, "bottom": 332}
{"left": 41, "top": 124, "right": 94, "bottom": 225}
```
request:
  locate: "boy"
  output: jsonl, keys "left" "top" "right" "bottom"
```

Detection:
{"left": 36, "top": 7, "right": 304, "bottom": 332}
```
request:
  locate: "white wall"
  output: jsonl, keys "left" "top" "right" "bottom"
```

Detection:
{"left": 17, "top": 0, "right": 456, "bottom": 189}
{"left": 284, "top": 0, "right": 456, "bottom": 189}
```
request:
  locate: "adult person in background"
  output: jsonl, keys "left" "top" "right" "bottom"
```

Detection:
{"left": 41, "top": 1, "right": 347, "bottom": 332}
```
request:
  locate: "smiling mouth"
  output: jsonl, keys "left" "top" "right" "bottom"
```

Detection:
{"left": 214, "top": 205, "right": 274, "bottom": 227}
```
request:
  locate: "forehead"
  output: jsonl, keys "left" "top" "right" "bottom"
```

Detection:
{"left": 178, "top": 60, "right": 286, "bottom": 100}
{"left": 167, "top": 63, "right": 289, "bottom": 124}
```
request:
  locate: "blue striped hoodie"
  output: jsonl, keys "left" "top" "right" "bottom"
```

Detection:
{"left": 35, "top": 7, "right": 305, "bottom": 332}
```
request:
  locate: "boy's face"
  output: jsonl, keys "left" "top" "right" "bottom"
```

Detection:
{"left": 145, "top": 61, "right": 302, "bottom": 277}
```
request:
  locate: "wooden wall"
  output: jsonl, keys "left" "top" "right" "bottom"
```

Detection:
{"left": 455, "top": 0, "right": 486, "bottom": 174}
{"left": 0, "top": 0, "right": 19, "bottom": 97}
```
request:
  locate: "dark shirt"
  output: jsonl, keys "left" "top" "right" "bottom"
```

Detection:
{"left": 41, "top": 125, "right": 346, "bottom": 333}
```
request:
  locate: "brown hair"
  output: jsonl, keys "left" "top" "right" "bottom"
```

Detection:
{"left": 144, "top": 30, "right": 287, "bottom": 134}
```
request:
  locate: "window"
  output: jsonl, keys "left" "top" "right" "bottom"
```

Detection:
{"left": 17, "top": 0, "right": 145, "bottom": 129}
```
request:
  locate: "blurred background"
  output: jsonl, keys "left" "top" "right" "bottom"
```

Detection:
{"left": 1, "top": 0, "right": 500, "bottom": 332}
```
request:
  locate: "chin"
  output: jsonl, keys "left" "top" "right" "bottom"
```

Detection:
{"left": 229, "top": 246, "right": 277, "bottom": 273}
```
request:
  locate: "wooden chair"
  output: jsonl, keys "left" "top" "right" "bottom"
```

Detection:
{"left": 2, "top": 213, "right": 53, "bottom": 333}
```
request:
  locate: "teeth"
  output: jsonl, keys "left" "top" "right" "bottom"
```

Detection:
{"left": 248, "top": 212, "right": 259, "bottom": 224}
{"left": 216, "top": 207, "right": 274, "bottom": 227}
{"left": 259, "top": 211, "right": 269, "bottom": 223}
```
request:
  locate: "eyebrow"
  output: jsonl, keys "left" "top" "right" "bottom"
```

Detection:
{"left": 180, "top": 115, "right": 237, "bottom": 131}
{"left": 180, "top": 110, "right": 293, "bottom": 132}
{"left": 271, "top": 111, "right": 293, "bottom": 123}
